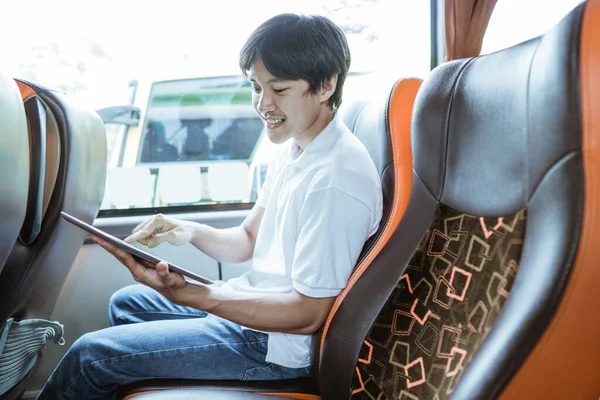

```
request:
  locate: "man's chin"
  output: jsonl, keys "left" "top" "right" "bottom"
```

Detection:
{"left": 266, "top": 130, "right": 291, "bottom": 145}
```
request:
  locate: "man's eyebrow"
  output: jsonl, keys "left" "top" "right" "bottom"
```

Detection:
{"left": 248, "top": 77, "right": 289, "bottom": 84}
{"left": 267, "top": 78, "right": 288, "bottom": 84}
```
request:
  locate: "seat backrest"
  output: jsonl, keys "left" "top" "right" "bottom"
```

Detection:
{"left": 0, "top": 73, "right": 29, "bottom": 274}
{"left": 312, "top": 78, "right": 422, "bottom": 396}
{"left": 0, "top": 80, "right": 107, "bottom": 329}
{"left": 337, "top": 2, "right": 599, "bottom": 399}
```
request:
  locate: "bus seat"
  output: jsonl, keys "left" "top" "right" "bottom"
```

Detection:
{"left": 0, "top": 80, "right": 107, "bottom": 397}
{"left": 0, "top": 74, "right": 29, "bottom": 275}
{"left": 116, "top": 78, "right": 423, "bottom": 400}
{"left": 349, "top": 1, "right": 599, "bottom": 399}
{"left": 130, "top": 390, "right": 291, "bottom": 400}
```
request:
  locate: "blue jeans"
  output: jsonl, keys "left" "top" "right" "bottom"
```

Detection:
{"left": 36, "top": 284, "right": 310, "bottom": 400}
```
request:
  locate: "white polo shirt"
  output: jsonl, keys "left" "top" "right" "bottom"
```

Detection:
{"left": 223, "top": 113, "right": 383, "bottom": 368}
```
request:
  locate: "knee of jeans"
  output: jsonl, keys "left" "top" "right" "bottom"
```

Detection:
{"left": 68, "top": 331, "right": 107, "bottom": 369}
{"left": 108, "top": 284, "right": 141, "bottom": 326}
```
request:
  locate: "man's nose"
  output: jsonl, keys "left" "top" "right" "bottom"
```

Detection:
{"left": 257, "top": 92, "right": 276, "bottom": 114}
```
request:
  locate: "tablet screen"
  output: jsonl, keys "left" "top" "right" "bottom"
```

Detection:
{"left": 61, "top": 212, "right": 214, "bottom": 285}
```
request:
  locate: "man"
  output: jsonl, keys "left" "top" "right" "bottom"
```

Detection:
{"left": 37, "top": 13, "right": 382, "bottom": 400}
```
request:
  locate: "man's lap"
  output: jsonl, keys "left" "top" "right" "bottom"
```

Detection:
{"left": 74, "top": 313, "right": 278, "bottom": 381}
{"left": 105, "top": 283, "right": 307, "bottom": 380}
{"left": 108, "top": 283, "right": 212, "bottom": 325}
{"left": 101, "top": 283, "right": 311, "bottom": 381}
{"left": 37, "top": 284, "right": 309, "bottom": 399}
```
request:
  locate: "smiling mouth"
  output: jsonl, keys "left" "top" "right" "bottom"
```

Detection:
{"left": 263, "top": 117, "right": 286, "bottom": 129}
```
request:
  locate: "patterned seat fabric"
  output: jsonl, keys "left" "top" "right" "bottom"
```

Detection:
{"left": 352, "top": 206, "right": 526, "bottom": 398}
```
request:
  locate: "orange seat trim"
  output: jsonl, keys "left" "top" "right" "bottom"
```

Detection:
{"left": 499, "top": 1, "right": 600, "bottom": 398}
{"left": 320, "top": 78, "right": 422, "bottom": 352}
{"left": 123, "top": 391, "right": 154, "bottom": 400}
{"left": 263, "top": 392, "right": 321, "bottom": 400}
{"left": 14, "top": 80, "right": 35, "bottom": 100}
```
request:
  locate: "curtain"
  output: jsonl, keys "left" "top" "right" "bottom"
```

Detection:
{"left": 445, "top": 0, "right": 498, "bottom": 61}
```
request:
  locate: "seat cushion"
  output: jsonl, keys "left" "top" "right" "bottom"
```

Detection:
{"left": 126, "top": 389, "right": 289, "bottom": 400}
{"left": 118, "top": 378, "right": 318, "bottom": 400}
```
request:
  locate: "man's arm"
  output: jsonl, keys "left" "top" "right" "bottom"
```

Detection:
{"left": 180, "top": 285, "right": 335, "bottom": 335}
{"left": 126, "top": 149, "right": 280, "bottom": 263}
{"left": 91, "top": 236, "right": 334, "bottom": 335}
{"left": 188, "top": 205, "right": 264, "bottom": 263}
{"left": 124, "top": 204, "right": 265, "bottom": 264}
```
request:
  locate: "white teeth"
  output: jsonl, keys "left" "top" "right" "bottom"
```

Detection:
{"left": 266, "top": 118, "right": 283, "bottom": 124}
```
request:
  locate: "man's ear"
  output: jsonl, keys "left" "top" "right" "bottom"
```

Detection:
{"left": 319, "top": 75, "right": 338, "bottom": 104}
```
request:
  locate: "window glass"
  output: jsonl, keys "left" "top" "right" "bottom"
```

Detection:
{"left": 0, "top": 0, "right": 431, "bottom": 212}
{"left": 104, "top": 123, "right": 126, "bottom": 169}
{"left": 139, "top": 77, "right": 262, "bottom": 165}
{"left": 482, "top": 0, "right": 585, "bottom": 54}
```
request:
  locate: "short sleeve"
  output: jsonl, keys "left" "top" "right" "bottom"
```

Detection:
{"left": 291, "top": 188, "right": 375, "bottom": 298}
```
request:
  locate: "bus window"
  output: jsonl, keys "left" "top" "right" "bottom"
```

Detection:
{"left": 482, "top": 0, "right": 585, "bottom": 54}
{"left": 138, "top": 77, "right": 262, "bottom": 165}
{"left": 0, "top": 0, "right": 431, "bottom": 213}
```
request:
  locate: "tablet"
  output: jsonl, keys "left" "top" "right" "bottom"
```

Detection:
{"left": 61, "top": 211, "right": 214, "bottom": 285}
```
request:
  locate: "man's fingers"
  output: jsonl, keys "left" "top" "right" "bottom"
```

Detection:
{"left": 156, "top": 262, "right": 176, "bottom": 286}
{"left": 125, "top": 225, "right": 156, "bottom": 244}
{"left": 131, "top": 214, "right": 165, "bottom": 234}
{"left": 94, "top": 236, "right": 184, "bottom": 296}
{"left": 137, "top": 232, "right": 157, "bottom": 246}
{"left": 147, "top": 231, "right": 175, "bottom": 248}
{"left": 126, "top": 215, "right": 167, "bottom": 244}
{"left": 155, "top": 261, "right": 169, "bottom": 277}
{"left": 124, "top": 230, "right": 144, "bottom": 244}
{"left": 131, "top": 218, "right": 151, "bottom": 234}
{"left": 155, "top": 262, "right": 185, "bottom": 288}
{"left": 126, "top": 217, "right": 157, "bottom": 243}
{"left": 120, "top": 255, "right": 151, "bottom": 284}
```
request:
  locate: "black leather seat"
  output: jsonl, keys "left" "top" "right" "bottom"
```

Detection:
{"left": 0, "top": 79, "right": 107, "bottom": 397}
{"left": 347, "top": 1, "right": 600, "bottom": 399}
{"left": 117, "top": 79, "right": 423, "bottom": 400}
{"left": 0, "top": 73, "right": 29, "bottom": 275}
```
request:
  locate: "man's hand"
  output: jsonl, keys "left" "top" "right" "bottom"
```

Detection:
{"left": 92, "top": 236, "right": 191, "bottom": 304}
{"left": 124, "top": 214, "right": 198, "bottom": 248}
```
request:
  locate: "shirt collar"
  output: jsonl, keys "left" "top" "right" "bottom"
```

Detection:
{"left": 288, "top": 112, "right": 344, "bottom": 170}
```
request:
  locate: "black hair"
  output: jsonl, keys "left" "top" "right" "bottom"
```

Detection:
{"left": 239, "top": 13, "right": 351, "bottom": 109}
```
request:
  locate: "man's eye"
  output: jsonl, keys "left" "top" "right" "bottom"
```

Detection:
{"left": 252, "top": 86, "right": 262, "bottom": 93}
{"left": 273, "top": 88, "right": 288, "bottom": 94}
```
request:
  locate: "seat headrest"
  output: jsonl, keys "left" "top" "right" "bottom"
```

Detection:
{"left": 339, "top": 95, "right": 391, "bottom": 178}
{"left": 412, "top": 3, "right": 585, "bottom": 216}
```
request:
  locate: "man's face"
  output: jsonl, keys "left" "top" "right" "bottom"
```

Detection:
{"left": 248, "top": 58, "right": 331, "bottom": 148}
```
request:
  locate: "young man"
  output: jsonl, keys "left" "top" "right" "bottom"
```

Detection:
{"left": 37, "top": 13, "right": 382, "bottom": 400}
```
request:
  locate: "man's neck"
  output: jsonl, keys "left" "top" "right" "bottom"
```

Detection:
{"left": 294, "top": 108, "right": 335, "bottom": 151}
